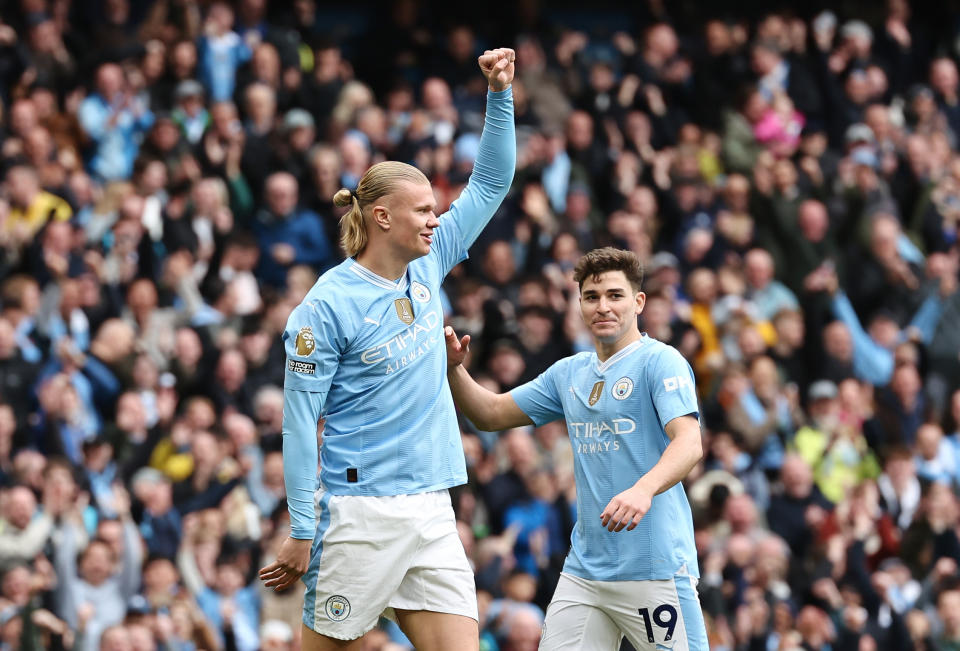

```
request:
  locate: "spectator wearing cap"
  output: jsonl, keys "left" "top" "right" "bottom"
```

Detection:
{"left": 791, "top": 380, "right": 880, "bottom": 503}
{"left": 171, "top": 80, "right": 210, "bottom": 145}
{"left": 251, "top": 171, "right": 333, "bottom": 288}
{"left": 78, "top": 63, "right": 154, "bottom": 182}
{"left": 198, "top": 2, "right": 252, "bottom": 103}
{"left": 274, "top": 108, "right": 316, "bottom": 193}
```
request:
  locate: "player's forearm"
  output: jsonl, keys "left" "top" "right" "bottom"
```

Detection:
{"left": 282, "top": 389, "right": 321, "bottom": 539}
{"left": 448, "top": 364, "right": 501, "bottom": 430}
{"left": 636, "top": 424, "right": 703, "bottom": 497}
{"left": 455, "top": 89, "right": 516, "bottom": 246}
{"left": 475, "top": 88, "right": 516, "bottom": 194}
{"left": 448, "top": 365, "right": 526, "bottom": 431}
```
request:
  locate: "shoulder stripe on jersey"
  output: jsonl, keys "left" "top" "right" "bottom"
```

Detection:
{"left": 596, "top": 336, "right": 647, "bottom": 373}
{"left": 349, "top": 261, "right": 409, "bottom": 292}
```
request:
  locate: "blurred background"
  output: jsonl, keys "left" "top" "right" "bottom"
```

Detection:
{"left": 0, "top": 0, "right": 959, "bottom": 649}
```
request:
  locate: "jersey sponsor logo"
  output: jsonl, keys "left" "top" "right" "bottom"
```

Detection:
{"left": 588, "top": 381, "right": 605, "bottom": 406}
{"left": 325, "top": 595, "right": 351, "bottom": 622}
{"left": 395, "top": 298, "right": 415, "bottom": 324}
{"left": 568, "top": 418, "right": 636, "bottom": 440}
{"left": 295, "top": 326, "right": 315, "bottom": 356}
{"left": 410, "top": 281, "right": 431, "bottom": 303}
{"left": 570, "top": 415, "right": 633, "bottom": 453}
{"left": 360, "top": 309, "right": 442, "bottom": 374}
{"left": 612, "top": 377, "right": 634, "bottom": 400}
{"left": 663, "top": 375, "right": 692, "bottom": 392}
{"left": 288, "top": 359, "right": 316, "bottom": 375}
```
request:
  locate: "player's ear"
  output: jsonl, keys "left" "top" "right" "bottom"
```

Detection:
{"left": 635, "top": 291, "right": 646, "bottom": 315}
{"left": 371, "top": 204, "right": 390, "bottom": 231}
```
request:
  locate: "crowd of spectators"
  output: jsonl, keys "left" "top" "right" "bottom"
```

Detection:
{"left": 0, "top": 0, "right": 960, "bottom": 649}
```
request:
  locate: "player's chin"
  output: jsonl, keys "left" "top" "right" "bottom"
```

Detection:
{"left": 591, "top": 323, "right": 618, "bottom": 337}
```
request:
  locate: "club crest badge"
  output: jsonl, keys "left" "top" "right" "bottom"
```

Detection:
{"left": 325, "top": 595, "right": 351, "bottom": 622}
{"left": 295, "top": 326, "right": 315, "bottom": 356}
{"left": 612, "top": 377, "right": 634, "bottom": 400}
{"left": 395, "top": 298, "right": 415, "bottom": 324}
{"left": 411, "top": 281, "right": 431, "bottom": 303}
{"left": 588, "top": 381, "right": 605, "bottom": 406}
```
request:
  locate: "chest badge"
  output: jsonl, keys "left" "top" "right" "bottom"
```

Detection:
{"left": 395, "top": 298, "right": 415, "bottom": 325}
{"left": 295, "top": 326, "right": 315, "bottom": 356}
{"left": 612, "top": 377, "right": 634, "bottom": 400}
{"left": 588, "top": 381, "right": 605, "bottom": 406}
{"left": 411, "top": 281, "right": 431, "bottom": 303}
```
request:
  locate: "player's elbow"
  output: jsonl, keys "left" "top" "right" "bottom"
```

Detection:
{"left": 678, "top": 427, "right": 703, "bottom": 467}
{"left": 689, "top": 434, "right": 704, "bottom": 465}
{"left": 471, "top": 412, "right": 505, "bottom": 432}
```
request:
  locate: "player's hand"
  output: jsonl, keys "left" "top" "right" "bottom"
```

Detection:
{"left": 444, "top": 326, "right": 470, "bottom": 370}
{"left": 478, "top": 47, "right": 515, "bottom": 92}
{"left": 259, "top": 537, "right": 312, "bottom": 591}
{"left": 600, "top": 481, "right": 653, "bottom": 532}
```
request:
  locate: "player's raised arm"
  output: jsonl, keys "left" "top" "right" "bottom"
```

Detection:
{"left": 444, "top": 48, "right": 517, "bottom": 248}
{"left": 445, "top": 326, "right": 532, "bottom": 431}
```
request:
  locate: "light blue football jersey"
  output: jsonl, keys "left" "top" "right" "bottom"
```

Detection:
{"left": 511, "top": 336, "right": 700, "bottom": 581}
{"left": 281, "top": 89, "right": 514, "bottom": 539}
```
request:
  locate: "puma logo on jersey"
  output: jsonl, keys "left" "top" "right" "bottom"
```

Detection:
{"left": 663, "top": 376, "right": 692, "bottom": 392}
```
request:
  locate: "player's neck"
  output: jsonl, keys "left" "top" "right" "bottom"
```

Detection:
{"left": 594, "top": 329, "right": 642, "bottom": 363}
{"left": 355, "top": 245, "right": 409, "bottom": 283}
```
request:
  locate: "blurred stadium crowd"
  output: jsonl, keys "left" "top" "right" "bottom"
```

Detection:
{"left": 0, "top": 0, "right": 959, "bottom": 649}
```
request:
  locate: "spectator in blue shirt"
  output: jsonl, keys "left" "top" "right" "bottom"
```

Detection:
{"left": 198, "top": 2, "right": 252, "bottom": 103}
{"left": 78, "top": 63, "right": 154, "bottom": 181}
{"left": 251, "top": 172, "right": 333, "bottom": 288}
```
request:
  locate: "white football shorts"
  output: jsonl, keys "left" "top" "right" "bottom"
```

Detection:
{"left": 539, "top": 571, "right": 708, "bottom": 651}
{"left": 301, "top": 486, "right": 477, "bottom": 640}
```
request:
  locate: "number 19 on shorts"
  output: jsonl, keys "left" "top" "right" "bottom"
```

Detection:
{"left": 638, "top": 604, "right": 677, "bottom": 643}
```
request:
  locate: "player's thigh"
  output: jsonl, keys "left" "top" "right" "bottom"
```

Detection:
{"left": 539, "top": 574, "right": 622, "bottom": 651}
{"left": 302, "top": 491, "right": 420, "bottom": 641}
{"left": 393, "top": 609, "right": 479, "bottom": 651}
{"left": 301, "top": 623, "right": 368, "bottom": 651}
{"left": 605, "top": 577, "right": 708, "bottom": 651}
{"left": 389, "top": 490, "right": 478, "bottom": 622}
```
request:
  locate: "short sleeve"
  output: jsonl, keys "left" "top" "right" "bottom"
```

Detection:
{"left": 511, "top": 363, "right": 565, "bottom": 427}
{"left": 648, "top": 347, "right": 700, "bottom": 429}
{"left": 283, "top": 301, "right": 342, "bottom": 403}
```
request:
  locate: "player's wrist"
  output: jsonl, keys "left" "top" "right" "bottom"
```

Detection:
{"left": 633, "top": 476, "right": 656, "bottom": 496}
{"left": 488, "top": 84, "right": 512, "bottom": 94}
